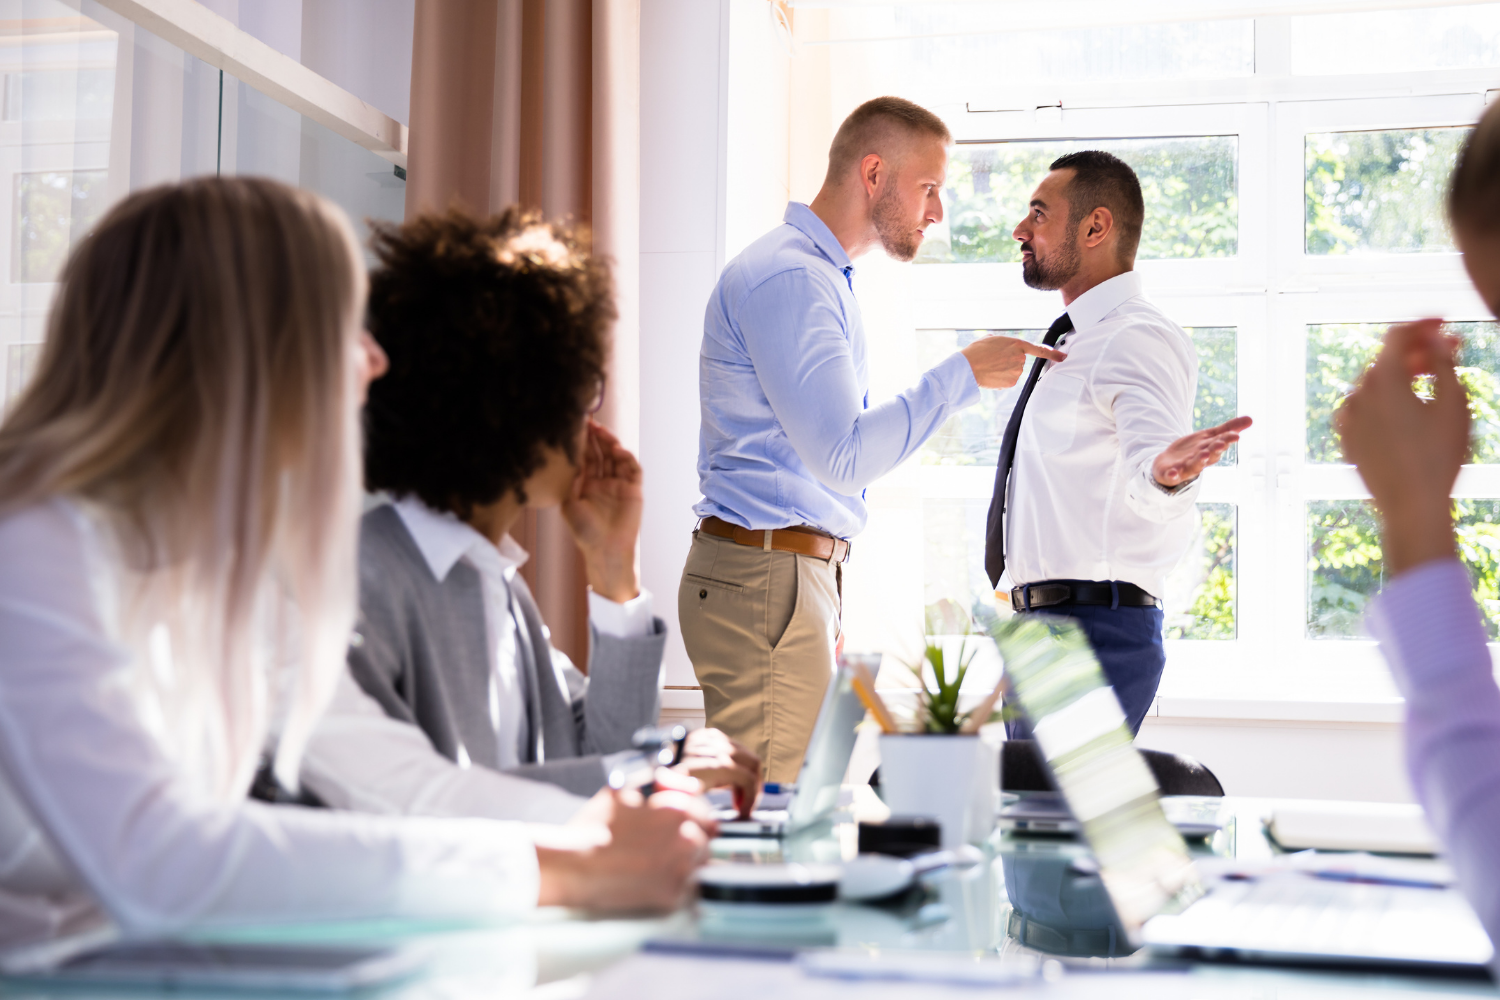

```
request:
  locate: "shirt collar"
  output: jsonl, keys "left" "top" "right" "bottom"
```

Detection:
{"left": 391, "top": 496, "right": 530, "bottom": 583}
{"left": 1065, "top": 271, "right": 1143, "bottom": 333}
{"left": 783, "top": 202, "right": 854, "bottom": 276}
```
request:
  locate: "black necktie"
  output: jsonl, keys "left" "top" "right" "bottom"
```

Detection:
{"left": 984, "top": 312, "right": 1073, "bottom": 589}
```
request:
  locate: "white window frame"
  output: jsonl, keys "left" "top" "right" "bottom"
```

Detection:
{"left": 899, "top": 18, "right": 1500, "bottom": 712}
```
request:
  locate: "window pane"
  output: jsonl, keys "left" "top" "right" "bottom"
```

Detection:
{"left": 1305, "top": 128, "right": 1469, "bottom": 255}
{"left": 3, "top": 68, "right": 114, "bottom": 121}
{"left": 923, "top": 497, "right": 994, "bottom": 623}
{"left": 13, "top": 170, "right": 109, "bottom": 283}
{"left": 1308, "top": 499, "right": 1500, "bottom": 639}
{"left": 1307, "top": 321, "right": 1500, "bottom": 464}
{"left": 853, "top": 18, "right": 1251, "bottom": 108}
{"left": 917, "top": 329, "right": 1044, "bottom": 466}
{"left": 1164, "top": 503, "right": 1236, "bottom": 640}
{"left": 1189, "top": 327, "right": 1237, "bottom": 467}
{"left": 1292, "top": 4, "right": 1500, "bottom": 76}
{"left": 919, "top": 136, "right": 1238, "bottom": 264}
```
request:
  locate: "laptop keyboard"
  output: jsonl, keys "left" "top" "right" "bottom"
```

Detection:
{"left": 1144, "top": 875, "right": 1494, "bottom": 965}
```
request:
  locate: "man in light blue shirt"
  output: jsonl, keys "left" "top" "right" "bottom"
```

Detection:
{"left": 678, "top": 97, "right": 1063, "bottom": 780}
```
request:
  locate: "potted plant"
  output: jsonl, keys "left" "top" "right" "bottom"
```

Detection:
{"left": 876, "top": 601, "right": 1006, "bottom": 848}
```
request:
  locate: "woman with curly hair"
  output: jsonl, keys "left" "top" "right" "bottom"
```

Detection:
{"left": 299, "top": 207, "right": 761, "bottom": 825}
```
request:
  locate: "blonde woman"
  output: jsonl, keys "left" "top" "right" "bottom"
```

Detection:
{"left": 0, "top": 177, "right": 708, "bottom": 950}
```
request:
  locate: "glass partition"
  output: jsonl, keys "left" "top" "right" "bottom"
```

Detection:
{"left": 0, "top": 0, "right": 406, "bottom": 411}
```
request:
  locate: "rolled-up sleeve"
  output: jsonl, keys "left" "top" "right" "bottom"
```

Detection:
{"left": 737, "top": 267, "right": 979, "bottom": 494}
{"left": 1369, "top": 559, "right": 1500, "bottom": 972}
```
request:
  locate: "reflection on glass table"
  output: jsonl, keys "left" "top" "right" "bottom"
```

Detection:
{"left": 1305, "top": 128, "right": 1470, "bottom": 255}
{"left": 1307, "top": 498, "right": 1500, "bottom": 639}
{"left": 918, "top": 135, "right": 1238, "bottom": 265}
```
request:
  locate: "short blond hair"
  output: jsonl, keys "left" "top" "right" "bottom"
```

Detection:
{"left": 1451, "top": 102, "right": 1500, "bottom": 235}
{"left": 824, "top": 96, "right": 951, "bottom": 186}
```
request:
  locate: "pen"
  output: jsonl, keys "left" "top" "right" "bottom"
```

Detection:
{"left": 849, "top": 662, "right": 898, "bottom": 733}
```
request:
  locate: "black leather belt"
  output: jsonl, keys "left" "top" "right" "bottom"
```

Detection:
{"left": 1009, "top": 579, "right": 1160, "bottom": 611}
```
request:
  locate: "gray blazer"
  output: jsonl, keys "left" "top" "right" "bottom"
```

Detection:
{"left": 346, "top": 505, "right": 667, "bottom": 797}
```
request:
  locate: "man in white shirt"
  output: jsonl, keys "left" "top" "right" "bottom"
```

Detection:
{"left": 300, "top": 208, "right": 761, "bottom": 823}
{"left": 986, "top": 151, "right": 1252, "bottom": 735}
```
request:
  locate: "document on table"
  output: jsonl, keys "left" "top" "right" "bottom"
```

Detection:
{"left": 1266, "top": 801, "right": 1438, "bottom": 855}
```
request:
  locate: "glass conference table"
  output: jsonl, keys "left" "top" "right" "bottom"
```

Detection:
{"left": 6, "top": 797, "right": 1492, "bottom": 1000}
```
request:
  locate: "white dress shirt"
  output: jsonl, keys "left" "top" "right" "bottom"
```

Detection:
{"left": 300, "top": 498, "right": 653, "bottom": 825}
{"left": 1002, "top": 271, "right": 1200, "bottom": 599}
{"left": 0, "top": 498, "right": 541, "bottom": 948}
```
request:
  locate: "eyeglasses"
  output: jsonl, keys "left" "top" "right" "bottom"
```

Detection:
{"left": 587, "top": 376, "right": 607, "bottom": 415}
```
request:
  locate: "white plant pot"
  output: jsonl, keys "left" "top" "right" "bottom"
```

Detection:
{"left": 877, "top": 731, "right": 1000, "bottom": 849}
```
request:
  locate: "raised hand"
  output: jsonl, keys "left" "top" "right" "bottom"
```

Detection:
{"left": 1152, "top": 416, "right": 1253, "bottom": 488}
{"left": 560, "top": 420, "right": 643, "bottom": 603}
{"left": 1336, "top": 318, "right": 1467, "bottom": 575}
{"left": 671, "top": 728, "right": 763, "bottom": 819}
{"left": 960, "top": 334, "right": 1068, "bottom": 389}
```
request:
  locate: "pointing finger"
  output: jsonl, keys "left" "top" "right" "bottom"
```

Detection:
{"left": 1020, "top": 342, "right": 1067, "bottom": 362}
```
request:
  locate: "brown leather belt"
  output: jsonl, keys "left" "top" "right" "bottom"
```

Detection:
{"left": 699, "top": 516, "right": 851, "bottom": 563}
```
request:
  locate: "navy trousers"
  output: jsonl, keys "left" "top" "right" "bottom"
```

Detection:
{"left": 1003, "top": 603, "right": 1165, "bottom": 739}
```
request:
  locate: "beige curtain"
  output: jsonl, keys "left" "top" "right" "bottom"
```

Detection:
{"left": 405, "top": 0, "right": 641, "bottom": 668}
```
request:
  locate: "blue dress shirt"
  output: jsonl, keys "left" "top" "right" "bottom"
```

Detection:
{"left": 694, "top": 203, "right": 980, "bottom": 539}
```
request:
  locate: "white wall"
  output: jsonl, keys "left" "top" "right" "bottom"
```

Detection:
{"left": 639, "top": 0, "right": 728, "bottom": 690}
{"left": 1138, "top": 717, "right": 1413, "bottom": 803}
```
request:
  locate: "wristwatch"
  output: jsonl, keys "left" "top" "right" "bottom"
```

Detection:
{"left": 1151, "top": 470, "right": 1198, "bottom": 495}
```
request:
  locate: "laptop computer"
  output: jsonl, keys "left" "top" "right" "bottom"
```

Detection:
{"left": 993, "top": 614, "right": 1494, "bottom": 973}
{"left": 715, "top": 654, "right": 877, "bottom": 838}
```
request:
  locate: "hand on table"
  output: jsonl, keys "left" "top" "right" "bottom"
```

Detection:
{"left": 560, "top": 420, "right": 642, "bottom": 604}
{"left": 539, "top": 778, "right": 713, "bottom": 913}
{"left": 960, "top": 334, "right": 1067, "bottom": 389}
{"left": 671, "top": 728, "right": 763, "bottom": 819}
{"left": 1335, "top": 318, "right": 1468, "bottom": 575}
{"left": 1152, "top": 416, "right": 1254, "bottom": 489}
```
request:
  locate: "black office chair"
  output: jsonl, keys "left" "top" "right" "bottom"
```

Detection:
{"left": 1000, "top": 739, "right": 1225, "bottom": 797}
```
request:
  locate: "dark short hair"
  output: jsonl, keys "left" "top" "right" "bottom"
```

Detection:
{"left": 825, "top": 96, "right": 951, "bottom": 185}
{"left": 363, "top": 207, "right": 613, "bottom": 518}
{"left": 1049, "top": 150, "right": 1145, "bottom": 263}
{"left": 1451, "top": 104, "right": 1500, "bottom": 236}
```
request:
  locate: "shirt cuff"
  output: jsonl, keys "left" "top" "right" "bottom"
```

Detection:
{"left": 588, "top": 588, "right": 654, "bottom": 639}
{"left": 1367, "top": 558, "right": 1490, "bottom": 702}
{"left": 936, "top": 351, "right": 981, "bottom": 408}
{"left": 1123, "top": 461, "right": 1199, "bottom": 522}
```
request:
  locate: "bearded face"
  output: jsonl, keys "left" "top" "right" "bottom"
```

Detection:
{"left": 1021, "top": 222, "right": 1082, "bottom": 290}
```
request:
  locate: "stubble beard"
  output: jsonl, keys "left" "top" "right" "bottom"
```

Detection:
{"left": 1021, "top": 228, "right": 1081, "bottom": 290}
{"left": 872, "top": 185, "right": 923, "bottom": 262}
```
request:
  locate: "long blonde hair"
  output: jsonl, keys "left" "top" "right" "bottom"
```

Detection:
{"left": 0, "top": 177, "right": 365, "bottom": 797}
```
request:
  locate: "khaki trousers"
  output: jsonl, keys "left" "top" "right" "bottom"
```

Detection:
{"left": 677, "top": 530, "right": 842, "bottom": 783}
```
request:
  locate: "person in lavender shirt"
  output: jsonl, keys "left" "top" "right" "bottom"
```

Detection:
{"left": 1342, "top": 100, "right": 1500, "bottom": 968}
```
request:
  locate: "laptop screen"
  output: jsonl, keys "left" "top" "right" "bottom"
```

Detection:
{"left": 993, "top": 614, "right": 1203, "bottom": 939}
{"left": 785, "top": 653, "right": 880, "bottom": 831}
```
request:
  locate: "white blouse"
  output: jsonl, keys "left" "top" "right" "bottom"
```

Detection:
{"left": 0, "top": 499, "right": 540, "bottom": 950}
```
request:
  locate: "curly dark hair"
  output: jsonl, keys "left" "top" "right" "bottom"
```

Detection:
{"left": 363, "top": 207, "right": 613, "bottom": 518}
